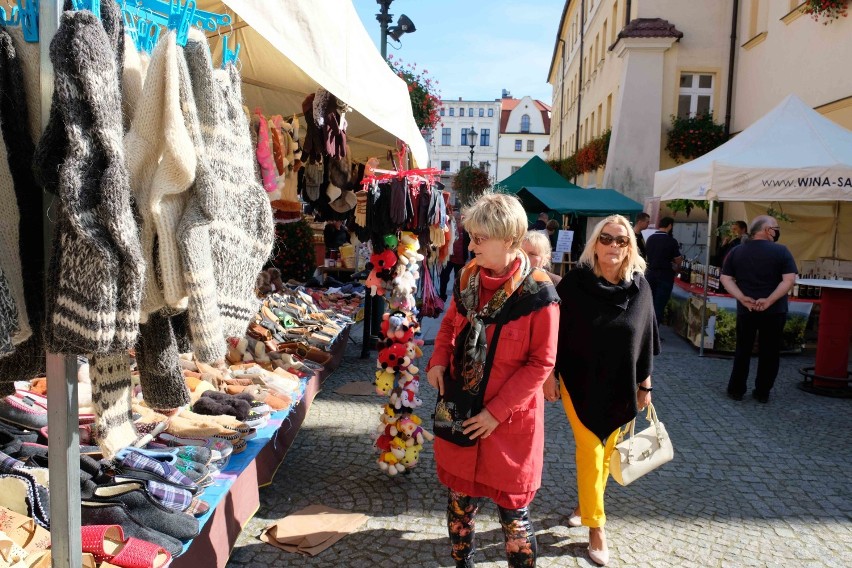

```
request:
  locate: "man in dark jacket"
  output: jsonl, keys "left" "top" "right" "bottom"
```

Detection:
{"left": 633, "top": 212, "right": 650, "bottom": 260}
{"left": 644, "top": 217, "right": 683, "bottom": 324}
{"left": 720, "top": 216, "right": 797, "bottom": 403}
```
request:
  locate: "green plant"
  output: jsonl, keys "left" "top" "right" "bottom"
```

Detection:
{"left": 766, "top": 207, "right": 795, "bottom": 223}
{"left": 546, "top": 129, "right": 611, "bottom": 181}
{"left": 713, "top": 309, "right": 737, "bottom": 352}
{"left": 665, "top": 113, "right": 726, "bottom": 163}
{"left": 452, "top": 166, "right": 492, "bottom": 207}
{"left": 802, "top": 0, "right": 850, "bottom": 23}
{"left": 715, "top": 220, "right": 735, "bottom": 237}
{"left": 782, "top": 316, "right": 807, "bottom": 351}
{"left": 666, "top": 199, "right": 709, "bottom": 216}
{"left": 387, "top": 55, "right": 442, "bottom": 132}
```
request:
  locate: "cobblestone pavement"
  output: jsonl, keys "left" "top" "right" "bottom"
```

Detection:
{"left": 226, "top": 324, "right": 852, "bottom": 568}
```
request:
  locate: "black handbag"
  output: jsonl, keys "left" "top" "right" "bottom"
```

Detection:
{"left": 432, "top": 320, "right": 507, "bottom": 447}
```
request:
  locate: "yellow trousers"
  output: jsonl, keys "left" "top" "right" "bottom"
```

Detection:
{"left": 560, "top": 381, "right": 619, "bottom": 528}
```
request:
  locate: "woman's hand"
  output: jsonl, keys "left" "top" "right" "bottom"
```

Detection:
{"left": 637, "top": 376, "right": 652, "bottom": 410}
{"left": 462, "top": 408, "right": 499, "bottom": 440}
{"left": 543, "top": 372, "right": 560, "bottom": 402}
{"left": 427, "top": 365, "right": 446, "bottom": 396}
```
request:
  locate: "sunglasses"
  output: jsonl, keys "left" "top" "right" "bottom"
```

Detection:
{"left": 471, "top": 234, "right": 490, "bottom": 246}
{"left": 598, "top": 233, "right": 631, "bottom": 248}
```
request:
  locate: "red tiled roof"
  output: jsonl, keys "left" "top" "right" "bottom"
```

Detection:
{"left": 609, "top": 18, "right": 684, "bottom": 50}
{"left": 500, "top": 99, "right": 552, "bottom": 134}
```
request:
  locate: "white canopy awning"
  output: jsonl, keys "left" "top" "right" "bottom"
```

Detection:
{"left": 198, "top": 0, "right": 429, "bottom": 168}
{"left": 654, "top": 95, "right": 852, "bottom": 202}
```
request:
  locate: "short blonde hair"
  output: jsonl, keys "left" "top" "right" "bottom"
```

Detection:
{"left": 463, "top": 192, "right": 528, "bottom": 249}
{"left": 522, "top": 231, "right": 552, "bottom": 269}
{"left": 579, "top": 214, "right": 646, "bottom": 282}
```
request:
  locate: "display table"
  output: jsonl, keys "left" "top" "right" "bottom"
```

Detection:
{"left": 171, "top": 325, "right": 350, "bottom": 568}
{"left": 669, "top": 279, "right": 818, "bottom": 352}
{"left": 796, "top": 279, "right": 852, "bottom": 396}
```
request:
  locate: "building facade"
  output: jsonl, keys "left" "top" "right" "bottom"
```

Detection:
{"left": 495, "top": 96, "right": 552, "bottom": 182}
{"left": 429, "top": 98, "right": 501, "bottom": 184}
{"left": 547, "top": 0, "right": 852, "bottom": 206}
{"left": 428, "top": 94, "right": 552, "bottom": 191}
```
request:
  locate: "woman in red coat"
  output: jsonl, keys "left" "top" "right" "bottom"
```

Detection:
{"left": 427, "top": 193, "right": 559, "bottom": 568}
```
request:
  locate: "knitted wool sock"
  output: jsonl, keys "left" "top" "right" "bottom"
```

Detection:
{"left": 125, "top": 31, "right": 194, "bottom": 318}
{"left": 135, "top": 312, "right": 191, "bottom": 410}
{"left": 38, "top": 11, "right": 144, "bottom": 354}
{"left": 179, "top": 34, "right": 273, "bottom": 361}
{"left": 89, "top": 352, "right": 137, "bottom": 459}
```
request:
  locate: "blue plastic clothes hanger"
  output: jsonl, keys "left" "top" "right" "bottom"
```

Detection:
{"left": 71, "top": 0, "right": 100, "bottom": 19}
{"left": 1, "top": 1, "right": 40, "bottom": 43}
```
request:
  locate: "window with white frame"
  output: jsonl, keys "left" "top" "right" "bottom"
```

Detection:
{"left": 677, "top": 73, "right": 714, "bottom": 118}
{"left": 479, "top": 108, "right": 484, "bottom": 117}
{"left": 441, "top": 128, "right": 451, "bottom": 145}
{"left": 526, "top": 140, "right": 534, "bottom": 152}
{"left": 440, "top": 108, "right": 445, "bottom": 116}
{"left": 449, "top": 108, "right": 455, "bottom": 117}
{"left": 440, "top": 160, "right": 450, "bottom": 171}
{"left": 514, "top": 139, "right": 522, "bottom": 151}
{"left": 461, "top": 127, "right": 469, "bottom": 146}
{"left": 460, "top": 161, "right": 470, "bottom": 169}
{"left": 488, "top": 108, "right": 494, "bottom": 117}
{"left": 459, "top": 107, "right": 465, "bottom": 116}
{"left": 468, "top": 108, "right": 473, "bottom": 117}
{"left": 480, "top": 128, "right": 490, "bottom": 146}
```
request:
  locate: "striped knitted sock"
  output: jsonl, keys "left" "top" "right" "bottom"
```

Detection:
{"left": 89, "top": 352, "right": 137, "bottom": 459}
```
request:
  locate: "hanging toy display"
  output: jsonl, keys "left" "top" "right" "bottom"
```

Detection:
{"left": 360, "top": 163, "right": 445, "bottom": 477}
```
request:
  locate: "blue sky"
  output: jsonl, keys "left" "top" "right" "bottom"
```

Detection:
{"left": 352, "top": 0, "right": 564, "bottom": 104}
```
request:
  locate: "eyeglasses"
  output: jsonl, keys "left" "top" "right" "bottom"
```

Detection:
{"left": 471, "top": 234, "right": 490, "bottom": 246}
{"left": 598, "top": 233, "right": 631, "bottom": 248}
{"left": 767, "top": 226, "right": 780, "bottom": 232}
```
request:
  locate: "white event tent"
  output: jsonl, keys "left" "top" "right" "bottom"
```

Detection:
{"left": 200, "top": 0, "right": 429, "bottom": 167}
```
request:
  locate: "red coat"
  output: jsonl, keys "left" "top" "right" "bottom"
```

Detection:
{"left": 428, "top": 287, "right": 558, "bottom": 498}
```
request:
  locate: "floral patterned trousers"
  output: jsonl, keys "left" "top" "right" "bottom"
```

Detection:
{"left": 447, "top": 490, "right": 538, "bottom": 567}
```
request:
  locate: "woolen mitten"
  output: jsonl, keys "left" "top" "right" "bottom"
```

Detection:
{"left": 38, "top": 11, "right": 144, "bottom": 354}
{"left": 0, "top": 30, "right": 32, "bottom": 347}
{"left": 89, "top": 352, "right": 138, "bottom": 459}
{"left": 135, "top": 312, "right": 191, "bottom": 411}
{"left": 179, "top": 33, "right": 273, "bottom": 362}
{"left": 125, "top": 31, "right": 194, "bottom": 317}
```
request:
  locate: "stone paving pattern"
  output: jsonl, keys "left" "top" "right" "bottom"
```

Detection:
{"left": 225, "top": 322, "right": 852, "bottom": 567}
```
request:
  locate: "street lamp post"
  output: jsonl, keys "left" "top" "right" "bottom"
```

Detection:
{"left": 376, "top": 0, "right": 393, "bottom": 60}
{"left": 468, "top": 127, "right": 478, "bottom": 167}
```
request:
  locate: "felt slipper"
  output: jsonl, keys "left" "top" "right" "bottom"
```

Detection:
{"left": 114, "top": 451, "right": 197, "bottom": 494}
{"left": 175, "top": 410, "right": 251, "bottom": 437}
{"left": 132, "top": 446, "right": 213, "bottom": 466}
{"left": 192, "top": 394, "right": 251, "bottom": 421}
{"left": 81, "top": 524, "right": 172, "bottom": 567}
{"left": 183, "top": 497, "right": 209, "bottom": 518}
{"left": 153, "top": 434, "right": 232, "bottom": 460}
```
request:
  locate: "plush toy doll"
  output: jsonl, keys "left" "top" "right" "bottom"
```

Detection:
{"left": 378, "top": 451, "right": 404, "bottom": 476}
{"left": 377, "top": 342, "right": 411, "bottom": 372}
{"left": 374, "top": 369, "right": 395, "bottom": 395}
{"left": 399, "top": 444, "right": 422, "bottom": 469}
{"left": 380, "top": 311, "right": 415, "bottom": 345}
{"left": 364, "top": 248, "right": 398, "bottom": 296}
{"left": 396, "top": 231, "right": 425, "bottom": 266}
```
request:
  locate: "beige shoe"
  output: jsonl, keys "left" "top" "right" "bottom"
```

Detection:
{"left": 566, "top": 505, "right": 582, "bottom": 527}
{"left": 588, "top": 527, "right": 609, "bottom": 566}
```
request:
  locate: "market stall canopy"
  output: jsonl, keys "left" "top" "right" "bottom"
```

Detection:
{"left": 654, "top": 95, "right": 852, "bottom": 202}
{"left": 517, "top": 185, "right": 644, "bottom": 217}
{"left": 498, "top": 156, "right": 580, "bottom": 193}
{"left": 198, "top": 0, "right": 429, "bottom": 167}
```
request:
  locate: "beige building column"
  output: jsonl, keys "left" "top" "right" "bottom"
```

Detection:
{"left": 602, "top": 36, "right": 678, "bottom": 204}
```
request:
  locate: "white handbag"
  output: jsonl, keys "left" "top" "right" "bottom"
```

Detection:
{"left": 609, "top": 403, "right": 674, "bottom": 486}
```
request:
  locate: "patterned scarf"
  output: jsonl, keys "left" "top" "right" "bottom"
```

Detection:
{"left": 453, "top": 253, "right": 531, "bottom": 395}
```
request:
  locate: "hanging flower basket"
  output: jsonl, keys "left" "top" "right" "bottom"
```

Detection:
{"left": 802, "top": 0, "right": 850, "bottom": 24}
{"left": 665, "top": 113, "right": 726, "bottom": 164}
{"left": 387, "top": 55, "right": 442, "bottom": 132}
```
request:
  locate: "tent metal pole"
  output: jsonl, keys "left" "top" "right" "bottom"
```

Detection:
{"left": 41, "top": 3, "right": 83, "bottom": 568}
{"left": 699, "top": 200, "right": 715, "bottom": 357}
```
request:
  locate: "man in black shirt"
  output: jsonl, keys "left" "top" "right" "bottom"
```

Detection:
{"left": 633, "top": 212, "right": 650, "bottom": 260}
{"left": 721, "top": 216, "right": 797, "bottom": 403}
{"left": 644, "top": 217, "right": 683, "bottom": 324}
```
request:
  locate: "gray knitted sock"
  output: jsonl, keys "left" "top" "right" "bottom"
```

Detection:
{"left": 89, "top": 352, "right": 137, "bottom": 459}
{"left": 178, "top": 35, "right": 273, "bottom": 362}
{"left": 136, "top": 312, "right": 190, "bottom": 410}
{"left": 38, "top": 11, "right": 144, "bottom": 354}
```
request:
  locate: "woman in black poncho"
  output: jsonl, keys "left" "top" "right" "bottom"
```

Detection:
{"left": 554, "top": 214, "right": 660, "bottom": 566}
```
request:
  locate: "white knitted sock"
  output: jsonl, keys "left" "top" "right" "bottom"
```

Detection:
{"left": 89, "top": 352, "right": 137, "bottom": 459}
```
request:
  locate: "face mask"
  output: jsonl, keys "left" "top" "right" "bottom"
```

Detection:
{"left": 772, "top": 229, "right": 781, "bottom": 242}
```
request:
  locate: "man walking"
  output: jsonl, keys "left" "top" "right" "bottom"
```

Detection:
{"left": 633, "top": 212, "right": 651, "bottom": 259}
{"left": 645, "top": 216, "right": 683, "bottom": 324}
{"left": 720, "top": 216, "right": 797, "bottom": 403}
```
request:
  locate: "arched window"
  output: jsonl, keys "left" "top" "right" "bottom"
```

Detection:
{"left": 520, "top": 114, "right": 531, "bottom": 133}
